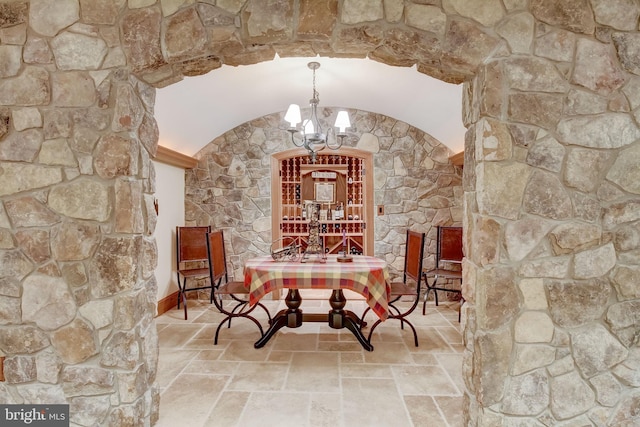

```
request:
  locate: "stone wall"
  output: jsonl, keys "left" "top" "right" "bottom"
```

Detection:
{"left": 0, "top": 1, "right": 161, "bottom": 425}
{"left": 460, "top": 2, "right": 640, "bottom": 425}
{"left": 1, "top": 1, "right": 639, "bottom": 426}
{"left": 184, "top": 109, "right": 462, "bottom": 281}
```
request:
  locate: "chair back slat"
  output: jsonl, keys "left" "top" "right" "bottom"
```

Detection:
{"left": 177, "top": 226, "right": 211, "bottom": 264}
{"left": 368, "top": 228, "right": 426, "bottom": 347}
{"left": 174, "top": 226, "right": 212, "bottom": 320}
{"left": 438, "top": 226, "right": 463, "bottom": 265}
{"left": 404, "top": 230, "right": 426, "bottom": 284}
{"left": 206, "top": 230, "right": 229, "bottom": 284}
{"left": 204, "top": 229, "right": 267, "bottom": 344}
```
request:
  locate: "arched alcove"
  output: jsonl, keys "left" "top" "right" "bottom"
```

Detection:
{"left": 183, "top": 108, "right": 462, "bottom": 280}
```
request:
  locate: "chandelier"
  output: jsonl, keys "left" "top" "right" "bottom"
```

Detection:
{"left": 284, "top": 61, "right": 351, "bottom": 163}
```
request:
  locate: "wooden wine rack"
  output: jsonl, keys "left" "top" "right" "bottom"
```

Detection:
{"left": 271, "top": 148, "right": 374, "bottom": 256}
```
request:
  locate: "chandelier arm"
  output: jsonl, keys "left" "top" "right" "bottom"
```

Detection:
{"left": 325, "top": 135, "right": 344, "bottom": 150}
{"left": 289, "top": 130, "right": 306, "bottom": 148}
{"left": 325, "top": 127, "right": 344, "bottom": 150}
{"left": 311, "top": 143, "right": 327, "bottom": 152}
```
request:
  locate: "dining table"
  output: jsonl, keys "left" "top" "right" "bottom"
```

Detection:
{"left": 244, "top": 254, "right": 390, "bottom": 351}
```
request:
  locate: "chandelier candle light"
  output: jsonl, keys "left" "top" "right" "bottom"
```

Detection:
{"left": 285, "top": 61, "right": 351, "bottom": 163}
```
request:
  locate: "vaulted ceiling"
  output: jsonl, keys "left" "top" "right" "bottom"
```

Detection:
{"left": 154, "top": 56, "right": 466, "bottom": 158}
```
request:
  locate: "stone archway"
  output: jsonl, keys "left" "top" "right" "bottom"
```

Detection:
{"left": 1, "top": 1, "right": 639, "bottom": 425}
{"left": 183, "top": 108, "right": 463, "bottom": 281}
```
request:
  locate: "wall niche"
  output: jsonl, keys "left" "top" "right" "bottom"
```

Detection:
{"left": 271, "top": 148, "right": 374, "bottom": 257}
{"left": 185, "top": 108, "right": 462, "bottom": 281}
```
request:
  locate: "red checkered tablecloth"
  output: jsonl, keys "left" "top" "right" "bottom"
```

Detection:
{"left": 244, "top": 255, "right": 391, "bottom": 320}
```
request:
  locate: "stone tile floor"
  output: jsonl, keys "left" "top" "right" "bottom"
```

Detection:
{"left": 154, "top": 291, "right": 464, "bottom": 427}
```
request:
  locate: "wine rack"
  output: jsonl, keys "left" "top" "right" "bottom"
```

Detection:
{"left": 271, "top": 149, "right": 373, "bottom": 256}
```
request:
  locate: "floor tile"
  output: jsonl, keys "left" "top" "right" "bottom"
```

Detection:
{"left": 237, "top": 392, "right": 311, "bottom": 427}
{"left": 155, "top": 300, "right": 464, "bottom": 427}
{"left": 342, "top": 377, "right": 413, "bottom": 426}
{"left": 435, "top": 395, "right": 465, "bottom": 427}
{"left": 220, "top": 341, "right": 270, "bottom": 362}
{"left": 156, "top": 373, "right": 228, "bottom": 427}
{"left": 309, "top": 393, "right": 342, "bottom": 427}
{"left": 285, "top": 352, "right": 340, "bottom": 392}
{"left": 340, "top": 363, "right": 393, "bottom": 378}
{"left": 408, "top": 327, "right": 456, "bottom": 353}
{"left": 391, "top": 365, "right": 459, "bottom": 396}
{"left": 437, "top": 353, "right": 465, "bottom": 394}
{"left": 363, "top": 340, "right": 414, "bottom": 364}
{"left": 203, "top": 391, "right": 250, "bottom": 427}
{"left": 184, "top": 359, "right": 239, "bottom": 376}
{"left": 270, "top": 330, "right": 319, "bottom": 351}
{"left": 404, "top": 395, "right": 449, "bottom": 427}
{"left": 157, "top": 323, "right": 205, "bottom": 348}
{"left": 226, "top": 362, "right": 289, "bottom": 391}
{"left": 156, "top": 348, "right": 199, "bottom": 389}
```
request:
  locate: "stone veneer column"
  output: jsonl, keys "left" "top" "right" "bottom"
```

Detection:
{"left": 0, "top": 1, "right": 160, "bottom": 425}
{"left": 461, "top": 5, "right": 640, "bottom": 423}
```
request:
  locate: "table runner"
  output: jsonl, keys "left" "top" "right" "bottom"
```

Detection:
{"left": 244, "top": 255, "right": 390, "bottom": 320}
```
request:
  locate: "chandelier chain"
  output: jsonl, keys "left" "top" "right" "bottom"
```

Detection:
{"left": 312, "top": 66, "right": 318, "bottom": 101}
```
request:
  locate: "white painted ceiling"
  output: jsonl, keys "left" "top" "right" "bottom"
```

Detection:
{"left": 154, "top": 56, "right": 466, "bottom": 157}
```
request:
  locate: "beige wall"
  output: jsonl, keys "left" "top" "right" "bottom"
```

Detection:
{"left": 152, "top": 161, "right": 185, "bottom": 303}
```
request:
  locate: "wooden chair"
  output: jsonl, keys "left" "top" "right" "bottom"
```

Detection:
{"left": 361, "top": 229, "right": 426, "bottom": 347}
{"left": 206, "top": 230, "right": 271, "bottom": 344}
{"left": 176, "top": 226, "right": 213, "bottom": 320}
{"left": 423, "top": 226, "right": 463, "bottom": 320}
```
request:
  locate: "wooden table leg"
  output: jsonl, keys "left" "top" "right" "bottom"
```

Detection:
{"left": 328, "top": 290, "right": 373, "bottom": 351}
{"left": 254, "top": 289, "right": 302, "bottom": 348}
{"left": 254, "top": 289, "right": 373, "bottom": 351}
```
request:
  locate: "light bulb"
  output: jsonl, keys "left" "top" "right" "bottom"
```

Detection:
{"left": 334, "top": 110, "right": 351, "bottom": 133}
{"left": 284, "top": 104, "right": 301, "bottom": 127}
